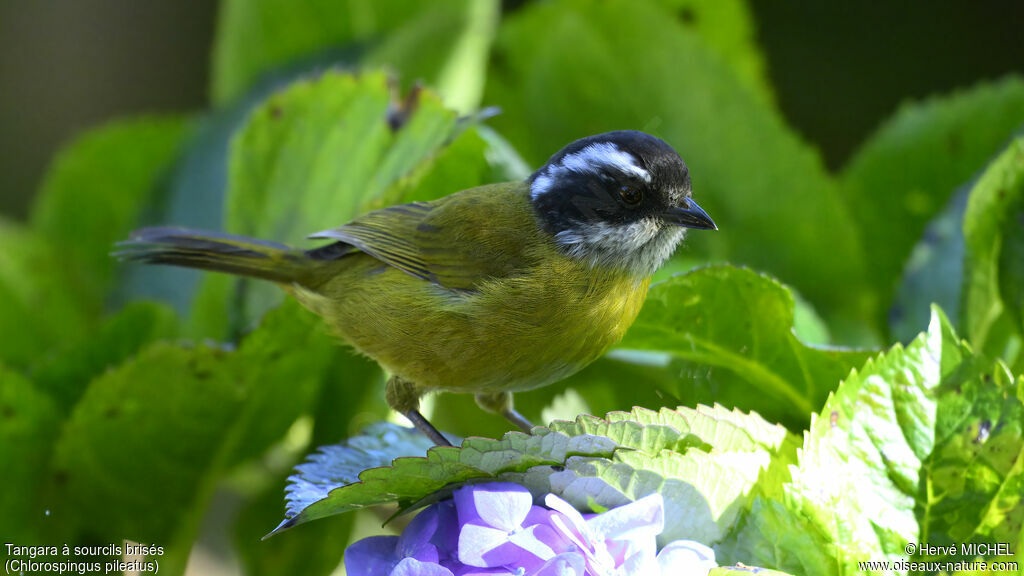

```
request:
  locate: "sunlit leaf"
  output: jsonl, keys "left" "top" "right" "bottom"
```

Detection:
{"left": 212, "top": 0, "right": 499, "bottom": 112}
{"left": 963, "top": 138, "right": 1024, "bottom": 367}
{"left": 720, "top": 308, "right": 1024, "bottom": 574}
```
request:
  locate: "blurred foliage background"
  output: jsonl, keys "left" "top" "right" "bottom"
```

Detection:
{"left": 4, "top": 1, "right": 1024, "bottom": 218}
{"left": 2, "top": 1, "right": 1024, "bottom": 575}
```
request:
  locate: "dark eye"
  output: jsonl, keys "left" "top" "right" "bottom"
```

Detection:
{"left": 619, "top": 185, "right": 643, "bottom": 205}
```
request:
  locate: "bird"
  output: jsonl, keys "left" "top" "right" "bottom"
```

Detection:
{"left": 117, "top": 130, "right": 716, "bottom": 446}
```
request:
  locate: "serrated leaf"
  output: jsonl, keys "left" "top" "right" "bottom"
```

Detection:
{"left": 486, "top": 0, "right": 867, "bottom": 333}
{"left": 842, "top": 77, "right": 1024, "bottom": 333}
{"left": 215, "top": 70, "right": 518, "bottom": 328}
{"left": 284, "top": 422, "right": 437, "bottom": 520}
{"left": 963, "top": 137, "right": 1024, "bottom": 367}
{"left": 721, "top": 307, "right": 1024, "bottom": 574}
{"left": 277, "top": 405, "right": 792, "bottom": 548}
{"left": 612, "top": 265, "right": 873, "bottom": 430}
{"left": 273, "top": 425, "right": 618, "bottom": 535}
{"left": 211, "top": 0, "right": 499, "bottom": 111}
{"left": 714, "top": 497, "right": 835, "bottom": 576}
{"left": 548, "top": 448, "right": 770, "bottom": 547}
{"left": 234, "top": 472, "right": 355, "bottom": 576}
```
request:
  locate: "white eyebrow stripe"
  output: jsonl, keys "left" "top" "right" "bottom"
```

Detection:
{"left": 530, "top": 142, "right": 651, "bottom": 199}
{"left": 561, "top": 142, "right": 651, "bottom": 182}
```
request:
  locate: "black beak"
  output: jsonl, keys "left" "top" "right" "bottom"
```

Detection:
{"left": 664, "top": 198, "right": 717, "bottom": 230}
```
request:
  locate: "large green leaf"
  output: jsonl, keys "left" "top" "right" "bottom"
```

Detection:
{"left": 218, "top": 70, "right": 505, "bottom": 328}
{"left": 610, "top": 266, "right": 873, "bottom": 430}
{"left": 31, "top": 117, "right": 192, "bottom": 323}
{"left": 211, "top": 0, "right": 498, "bottom": 112}
{"left": 0, "top": 119, "right": 185, "bottom": 366}
{"left": 963, "top": 137, "right": 1024, "bottom": 368}
{"left": 486, "top": 0, "right": 867, "bottom": 334}
{"left": 719, "top": 308, "right": 1024, "bottom": 574}
{"left": 653, "top": 0, "right": 772, "bottom": 105}
{"left": 29, "top": 301, "right": 178, "bottom": 414}
{"left": 46, "top": 299, "right": 338, "bottom": 574}
{"left": 0, "top": 220, "right": 90, "bottom": 366}
{"left": 841, "top": 77, "right": 1024, "bottom": 334}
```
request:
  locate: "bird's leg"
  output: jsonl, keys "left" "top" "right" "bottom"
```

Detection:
{"left": 475, "top": 391, "right": 535, "bottom": 433}
{"left": 386, "top": 376, "right": 452, "bottom": 447}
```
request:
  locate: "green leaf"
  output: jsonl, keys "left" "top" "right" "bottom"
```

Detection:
{"left": 889, "top": 185, "right": 969, "bottom": 343}
{"left": 841, "top": 77, "right": 1024, "bottom": 334}
{"left": 720, "top": 308, "right": 1024, "bottom": 574}
{"left": 31, "top": 116, "right": 192, "bottom": 324}
{"left": 29, "top": 301, "right": 178, "bottom": 414}
{"left": 486, "top": 0, "right": 867, "bottom": 333}
{"left": 233, "top": 335, "right": 385, "bottom": 575}
{"left": 47, "top": 299, "right": 338, "bottom": 572}
{"left": 921, "top": 369, "right": 1024, "bottom": 561}
{"left": 0, "top": 220, "right": 91, "bottom": 366}
{"left": 652, "top": 0, "right": 773, "bottom": 106}
{"left": 614, "top": 265, "right": 873, "bottom": 430}
{"left": 211, "top": 0, "right": 499, "bottom": 111}
{"left": 276, "top": 406, "right": 794, "bottom": 546}
{"left": 220, "top": 70, "right": 467, "bottom": 325}
{"left": 963, "top": 137, "right": 1024, "bottom": 367}
{"left": 709, "top": 565, "right": 795, "bottom": 576}
{"left": 273, "top": 425, "right": 616, "bottom": 534}
{"left": 0, "top": 366, "right": 60, "bottom": 542}
{"left": 714, "top": 497, "right": 835, "bottom": 576}
{"left": 234, "top": 473, "right": 354, "bottom": 576}
{"left": 380, "top": 124, "right": 529, "bottom": 206}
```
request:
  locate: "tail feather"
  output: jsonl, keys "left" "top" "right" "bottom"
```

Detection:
{"left": 116, "top": 227, "right": 318, "bottom": 285}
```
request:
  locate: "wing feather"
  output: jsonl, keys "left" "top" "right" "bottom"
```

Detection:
{"left": 309, "top": 183, "right": 541, "bottom": 290}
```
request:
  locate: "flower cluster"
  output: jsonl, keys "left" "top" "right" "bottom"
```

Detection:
{"left": 344, "top": 482, "right": 718, "bottom": 576}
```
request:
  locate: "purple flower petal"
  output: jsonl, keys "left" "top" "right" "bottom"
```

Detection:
{"left": 458, "top": 523, "right": 526, "bottom": 567}
{"left": 507, "top": 523, "right": 564, "bottom": 561}
{"left": 456, "top": 483, "right": 534, "bottom": 532}
{"left": 616, "top": 546, "right": 659, "bottom": 576}
{"left": 588, "top": 493, "right": 663, "bottom": 566}
{"left": 656, "top": 540, "right": 717, "bottom": 575}
{"left": 431, "top": 500, "right": 460, "bottom": 560}
{"left": 543, "top": 494, "right": 597, "bottom": 546}
{"left": 390, "top": 557, "right": 455, "bottom": 576}
{"left": 587, "top": 493, "right": 664, "bottom": 543}
{"left": 534, "top": 552, "right": 586, "bottom": 576}
{"left": 447, "top": 565, "right": 520, "bottom": 576}
{"left": 398, "top": 503, "right": 441, "bottom": 562}
{"left": 344, "top": 535, "right": 399, "bottom": 576}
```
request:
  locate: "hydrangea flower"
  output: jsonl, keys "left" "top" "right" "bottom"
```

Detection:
{"left": 344, "top": 482, "right": 718, "bottom": 576}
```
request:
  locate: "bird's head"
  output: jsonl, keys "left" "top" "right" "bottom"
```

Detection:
{"left": 529, "top": 130, "right": 716, "bottom": 277}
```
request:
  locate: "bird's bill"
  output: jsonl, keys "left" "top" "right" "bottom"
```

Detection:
{"left": 664, "top": 199, "right": 717, "bottom": 230}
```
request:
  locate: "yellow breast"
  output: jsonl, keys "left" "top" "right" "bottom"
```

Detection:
{"left": 297, "top": 249, "right": 650, "bottom": 396}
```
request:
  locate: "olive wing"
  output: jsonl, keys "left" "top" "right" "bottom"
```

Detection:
{"left": 308, "top": 183, "right": 541, "bottom": 291}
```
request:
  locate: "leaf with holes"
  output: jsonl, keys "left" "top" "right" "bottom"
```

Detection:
{"left": 718, "top": 307, "right": 1024, "bottom": 574}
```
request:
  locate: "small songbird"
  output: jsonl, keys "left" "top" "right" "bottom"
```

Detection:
{"left": 118, "top": 130, "right": 716, "bottom": 445}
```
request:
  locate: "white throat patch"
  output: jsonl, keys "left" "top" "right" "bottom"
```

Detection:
{"left": 531, "top": 142, "right": 652, "bottom": 200}
{"left": 554, "top": 218, "right": 685, "bottom": 277}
